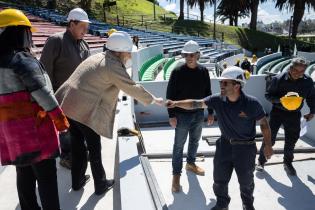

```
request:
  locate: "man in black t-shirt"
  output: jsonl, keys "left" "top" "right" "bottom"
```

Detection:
{"left": 166, "top": 67, "right": 273, "bottom": 210}
{"left": 166, "top": 40, "right": 214, "bottom": 193}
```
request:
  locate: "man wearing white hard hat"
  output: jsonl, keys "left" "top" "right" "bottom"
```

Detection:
{"left": 166, "top": 40, "right": 213, "bottom": 192}
{"left": 40, "top": 7, "right": 91, "bottom": 169}
{"left": 55, "top": 31, "right": 164, "bottom": 195}
{"left": 166, "top": 66, "right": 273, "bottom": 210}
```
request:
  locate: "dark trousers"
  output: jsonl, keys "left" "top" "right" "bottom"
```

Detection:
{"left": 69, "top": 119, "right": 106, "bottom": 190}
{"left": 16, "top": 159, "right": 60, "bottom": 210}
{"left": 213, "top": 137, "right": 256, "bottom": 209}
{"left": 59, "top": 131, "right": 71, "bottom": 159}
{"left": 259, "top": 108, "right": 300, "bottom": 165}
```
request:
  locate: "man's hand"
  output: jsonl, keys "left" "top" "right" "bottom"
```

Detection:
{"left": 165, "top": 100, "right": 176, "bottom": 108}
{"left": 304, "top": 113, "right": 314, "bottom": 121}
{"left": 169, "top": 117, "right": 177, "bottom": 128}
{"left": 153, "top": 97, "right": 164, "bottom": 106}
{"left": 207, "top": 114, "right": 214, "bottom": 125}
{"left": 264, "top": 145, "right": 273, "bottom": 159}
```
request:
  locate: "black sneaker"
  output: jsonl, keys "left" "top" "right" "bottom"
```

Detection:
{"left": 72, "top": 175, "right": 91, "bottom": 191}
{"left": 95, "top": 179, "right": 115, "bottom": 195}
{"left": 211, "top": 206, "right": 229, "bottom": 210}
{"left": 284, "top": 162, "right": 296, "bottom": 176}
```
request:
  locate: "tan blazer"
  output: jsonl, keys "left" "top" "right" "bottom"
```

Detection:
{"left": 56, "top": 51, "right": 154, "bottom": 138}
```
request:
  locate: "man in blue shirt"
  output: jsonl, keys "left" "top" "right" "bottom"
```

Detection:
{"left": 166, "top": 67, "right": 273, "bottom": 210}
{"left": 257, "top": 57, "right": 315, "bottom": 175}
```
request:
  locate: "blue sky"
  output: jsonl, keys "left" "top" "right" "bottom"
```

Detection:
{"left": 157, "top": 0, "right": 315, "bottom": 24}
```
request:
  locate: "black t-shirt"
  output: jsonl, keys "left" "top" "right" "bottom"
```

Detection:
{"left": 204, "top": 92, "right": 266, "bottom": 140}
{"left": 166, "top": 63, "right": 213, "bottom": 117}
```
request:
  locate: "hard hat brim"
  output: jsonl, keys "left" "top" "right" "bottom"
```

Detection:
{"left": 217, "top": 76, "right": 245, "bottom": 83}
{"left": 67, "top": 18, "right": 91, "bottom": 23}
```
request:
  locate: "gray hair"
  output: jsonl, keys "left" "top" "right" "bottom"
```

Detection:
{"left": 290, "top": 57, "right": 310, "bottom": 69}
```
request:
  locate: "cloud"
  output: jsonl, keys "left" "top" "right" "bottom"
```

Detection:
{"left": 257, "top": 7, "right": 283, "bottom": 24}
{"left": 164, "top": 3, "right": 177, "bottom": 12}
{"left": 239, "top": 6, "right": 284, "bottom": 24}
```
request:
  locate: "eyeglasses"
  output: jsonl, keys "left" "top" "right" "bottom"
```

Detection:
{"left": 219, "top": 81, "right": 237, "bottom": 86}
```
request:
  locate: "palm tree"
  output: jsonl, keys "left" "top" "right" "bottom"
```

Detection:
{"left": 80, "top": 0, "right": 92, "bottom": 14}
{"left": 166, "top": 0, "right": 185, "bottom": 20}
{"left": 187, "top": 0, "right": 211, "bottom": 22}
{"left": 275, "top": 0, "right": 315, "bottom": 39}
{"left": 249, "top": 0, "right": 267, "bottom": 30}
{"left": 179, "top": 0, "right": 185, "bottom": 20}
{"left": 217, "top": 0, "right": 249, "bottom": 26}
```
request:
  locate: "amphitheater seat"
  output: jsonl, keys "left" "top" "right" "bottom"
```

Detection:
{"left": 141, "top": 57, "right": 168, "bottom": 81}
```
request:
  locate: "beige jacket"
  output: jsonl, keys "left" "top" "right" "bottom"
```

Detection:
{"left": 56, "top": 51, "right": 154, "bottom": 138}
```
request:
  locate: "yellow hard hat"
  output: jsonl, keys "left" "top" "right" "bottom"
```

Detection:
{"left": 0, "top": 9, "right": 36, "bottom": 32}
{"left": 108, "top": 28, "right": 117, "bottom": 36}
{"left": 280, "top": 92, "right": 303, "bottom": 111}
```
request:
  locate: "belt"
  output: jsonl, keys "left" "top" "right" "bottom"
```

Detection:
{"left": 224, "top": 138, "right": 256, "bottom": 145}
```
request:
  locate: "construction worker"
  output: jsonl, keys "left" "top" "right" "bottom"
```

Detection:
{"left": 235, "top": 59, "right": 241, "bottom": 67}
{"left": 0, "top": 9, "right": 69, "bottom": 210}
{"left": 222, "top": 62, "right": 228, "bottom": 69}
{"left": 56, "top": 31, "right": 164, "bottom": 195}
{"left": 241, "top": 57, "right": 251, "bottom": 72}
{"left": 257, "top": 57, "right": 315, "bottom": 175}
{"left": 40, "top": 7, "right": 91, "bottom": 169}
{"left": 251, "top": 54, "right": 257, "bottom": 64}
{"left": 166, "top": 66, "right": 273, "bottom": 210}
{"left": 167, "top": 40, "right": 213, "bottom": 192}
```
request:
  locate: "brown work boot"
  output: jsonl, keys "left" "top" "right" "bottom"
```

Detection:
{"left": 185, "top": 163, "right": 205, "bottom": 176}
{"left": 171, "top": 175, "right": 181, "bottom": 193}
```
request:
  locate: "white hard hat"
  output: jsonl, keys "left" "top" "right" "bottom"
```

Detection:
{"left": 181, "top": 40, "right": 200, "bottom": 54}
{"left": 67, "top": 8, "right": 90, "bottom": 23}
{"left": 106, "top": 31, "right": 137, "bottom": 52}
{"left": 218, "top": 66, "right": 248, "bottom": 85}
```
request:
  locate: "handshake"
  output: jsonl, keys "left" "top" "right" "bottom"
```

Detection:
{"left": 152, "top": 97, "right": 176, "bottom": 108}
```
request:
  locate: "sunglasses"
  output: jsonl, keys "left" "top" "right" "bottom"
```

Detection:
{"left": 219, "top": 81, "right": 237, "bottom": 86}
{"left": 182, "top": 53, "right": 198, "bottom": 58}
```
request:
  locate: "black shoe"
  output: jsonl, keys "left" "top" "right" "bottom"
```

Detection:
{"left": 72, "top": 175, "right": 91, "bottom": 191}
{"left": 211, "top": 205, "right": 229, "bottom": 210}
{"left": 95, "top": 179, "right": 115, "bottom": 195}
{"left": 284, "top": 162, "right": 296, "bottom": 176}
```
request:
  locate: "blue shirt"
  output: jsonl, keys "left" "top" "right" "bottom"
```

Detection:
{"left": 204, "top": 92, "right": 266, "bottom": 140}
{"left": 266, "top": 71, "right": 315, "bottom": 113}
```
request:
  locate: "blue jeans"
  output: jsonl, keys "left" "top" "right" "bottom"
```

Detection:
{"left": 172, "top": 111, "right": 204, "bottom": 175}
